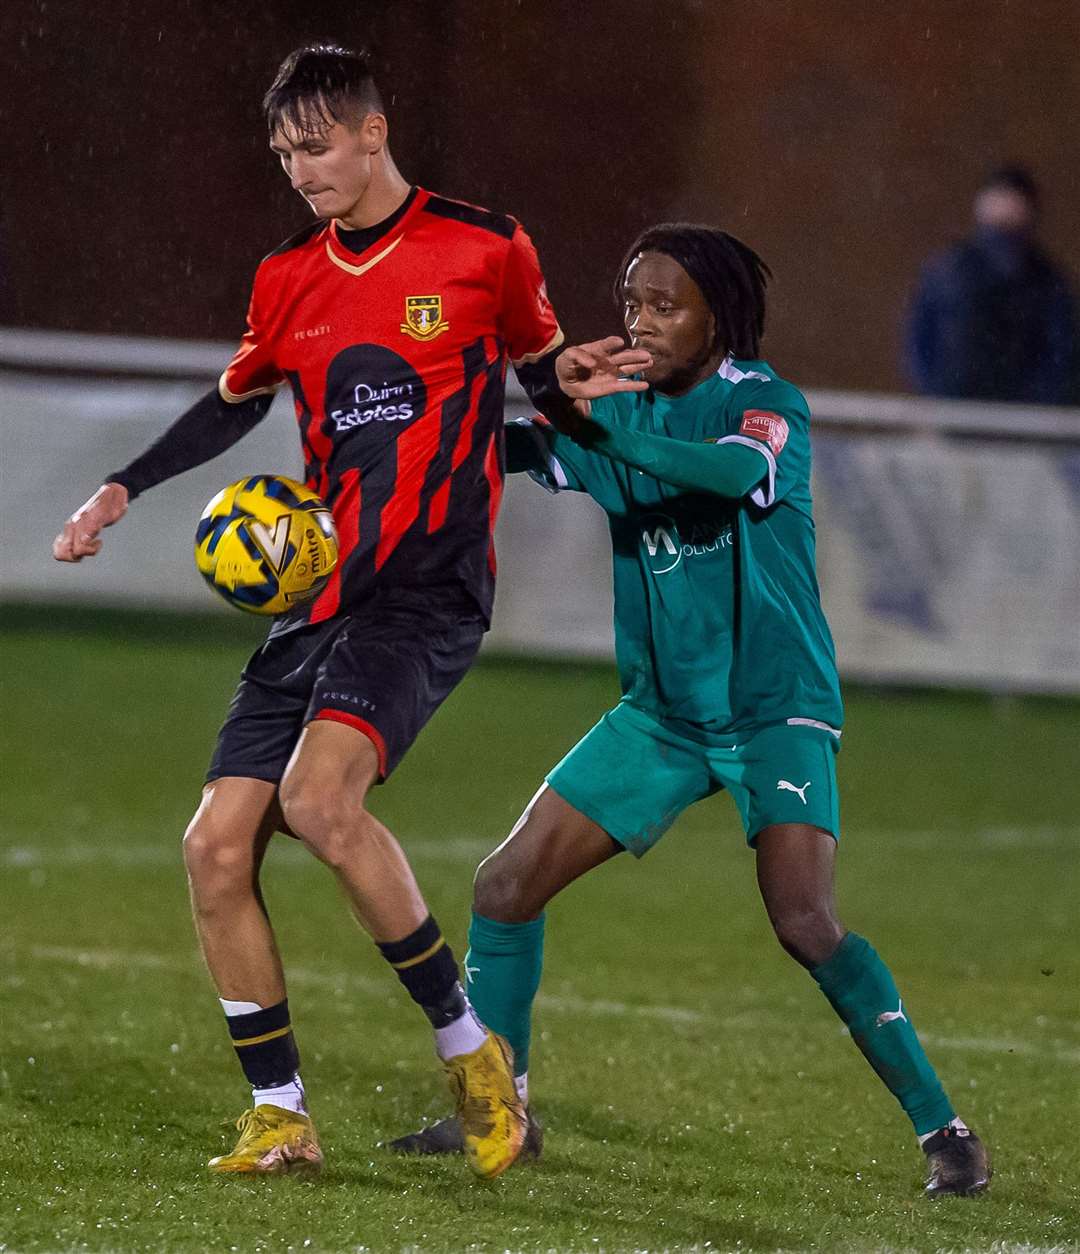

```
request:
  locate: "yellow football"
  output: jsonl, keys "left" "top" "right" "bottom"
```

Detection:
{"left": 194, "top": 475, "right": 338, "bottom": 615}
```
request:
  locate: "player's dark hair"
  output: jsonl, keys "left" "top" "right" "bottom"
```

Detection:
{"left": 614, "top": 224, "right": 771, "bottom": 359}
{"left": 264, "top": 43, "right": 384, "bottom": 136}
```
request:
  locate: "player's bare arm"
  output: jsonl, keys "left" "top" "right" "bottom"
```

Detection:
{"left": 52, "top": 482, "right": 129, "bottom": 562}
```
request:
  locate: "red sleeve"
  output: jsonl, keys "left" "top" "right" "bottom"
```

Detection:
{"left": 218, "top": 265, "right": 285, "bottom": 403}
{"left": 499, "top": 224, "right": 564, "bottom": 367}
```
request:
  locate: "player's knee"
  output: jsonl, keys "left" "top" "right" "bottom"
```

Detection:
{"left": 279, "top": 778, "right": 364, "bottom": 868}
{"left": 182, "top": 814, "right": 253, "bottom": 901}
{"left": 277, "top": 781, "right": 335, "bottom": 855}
{"left": 770, "top": 904, "right": 844, "bottom": 969}
{"left": 473, "top": 853, "right": 536, "bottom": 922}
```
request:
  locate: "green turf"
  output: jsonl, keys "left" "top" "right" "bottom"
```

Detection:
{"left": 2, "top": 607, "right": 1078, "bottom": 1253}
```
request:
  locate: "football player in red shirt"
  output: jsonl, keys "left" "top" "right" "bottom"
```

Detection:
{"left": 51, "top": 43, "right": 641, "bottom": 1180}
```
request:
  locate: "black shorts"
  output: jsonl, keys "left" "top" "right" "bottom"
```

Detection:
{"left": 206, "top": 588, "right": 485, "bottom": 784}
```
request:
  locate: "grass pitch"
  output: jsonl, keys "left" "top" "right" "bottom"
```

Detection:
{"left": 1, "top": 606, "right": 1078, "bottom": 1253}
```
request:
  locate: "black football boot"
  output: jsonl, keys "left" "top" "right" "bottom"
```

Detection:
{"left": 387, "top": 1108, "right": 543, "bottom": 1160}
{"left": 923, "top": 1125, "right": 991, "bottom": 1198}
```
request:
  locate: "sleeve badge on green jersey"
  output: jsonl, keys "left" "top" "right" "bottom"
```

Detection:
{"left": 740, "top": 410, "right": 789, "bottom": 455}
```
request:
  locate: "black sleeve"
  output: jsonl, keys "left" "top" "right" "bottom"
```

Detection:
{"left": 107, "top": 387, "right": 274, "bottom": 500}
{"left": 514, "top": 349, "right": 583, "bottom": 435}
{"left": 504, "top": 417, "right": 550, "bottom": 474}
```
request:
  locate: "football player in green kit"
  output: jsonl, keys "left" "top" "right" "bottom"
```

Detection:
{"left": 391, "top": 224, "right": 991, "bottom": 1199}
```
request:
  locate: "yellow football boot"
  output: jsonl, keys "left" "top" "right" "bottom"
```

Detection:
{"left": 207, "top": 1104, "right": 323, "bottom": 1175}
{"left": 443, "top": 1031, "right": 526, "bottom": 1179}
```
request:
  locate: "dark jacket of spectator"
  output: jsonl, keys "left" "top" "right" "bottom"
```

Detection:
{"left": 904, "top": 169, "right": 1077, "bottom": 405}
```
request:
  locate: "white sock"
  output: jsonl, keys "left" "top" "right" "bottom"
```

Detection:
{"left": 220, "top": 997, "right": 263, "bottom": 1015}
{"left": 918, "top": 1115, "right": 968, "bottom": 1147}
{"left": 433, "top": 1004, "right": 488, "bottom": 1061}
{"left": 514, "top": 1072, "right": 528, "bottom": 1105}
{"left": 253, "top": 1073, "right": 307, "bottom": 1115}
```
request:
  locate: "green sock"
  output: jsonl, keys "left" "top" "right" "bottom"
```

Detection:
{"left": 811, "top": 932, "right": 955, "bottom": 1136}
{"left": 465, "top": 912, "right": 545, "bottom": 1075}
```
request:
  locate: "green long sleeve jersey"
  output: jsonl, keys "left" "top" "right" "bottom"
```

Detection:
{"left": 507, "top": 356, "right": 843, "bottom": 740}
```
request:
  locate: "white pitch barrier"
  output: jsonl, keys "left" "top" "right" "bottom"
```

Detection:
{"left": 2, "top": 329, "right": 1079, "bottom": 693}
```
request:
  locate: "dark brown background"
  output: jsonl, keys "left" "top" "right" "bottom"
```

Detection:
{"left": 3, "top": 0, "right": 1078, "bottom": 389}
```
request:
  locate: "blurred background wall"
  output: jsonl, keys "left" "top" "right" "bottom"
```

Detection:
{"left": 3, "top": 0, "right": 1078, "bottom": 390}
{"left": 4, "top": 0, "right": 1079, "bottom": 693}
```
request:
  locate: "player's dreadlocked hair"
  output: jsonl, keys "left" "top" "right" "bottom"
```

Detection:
{"left": 613, "top": 224, "right": 771, "bottom": 359}
{"left": 264, "top": 43, "right": 384, "bottom": 137}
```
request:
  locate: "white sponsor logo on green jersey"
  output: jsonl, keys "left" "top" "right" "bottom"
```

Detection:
{"left": 640, "top": 512, "right": 734, "bottom": 575}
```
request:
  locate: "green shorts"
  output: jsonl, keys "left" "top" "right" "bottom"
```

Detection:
{"left": 546, "top": 701, "right": 841, "bottom": 856}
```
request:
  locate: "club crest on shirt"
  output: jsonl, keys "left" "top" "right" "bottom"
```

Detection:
{"left": 400, "top": 295, "right": 449, "bottom": 342}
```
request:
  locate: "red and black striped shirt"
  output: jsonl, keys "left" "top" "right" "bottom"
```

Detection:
{"left": 220, "top": 188, "right": 563, "bottom": 631}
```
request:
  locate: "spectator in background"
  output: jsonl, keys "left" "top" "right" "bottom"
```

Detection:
{"left": 904, "top": 166, "right": 1077, "bottom": 405}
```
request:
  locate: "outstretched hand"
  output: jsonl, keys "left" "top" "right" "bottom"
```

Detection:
{"left": 555, "top": 337, "right": 652, "bottom": 402}
{"left": 52, "top": 482, "right": 130, "bottom": 562}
